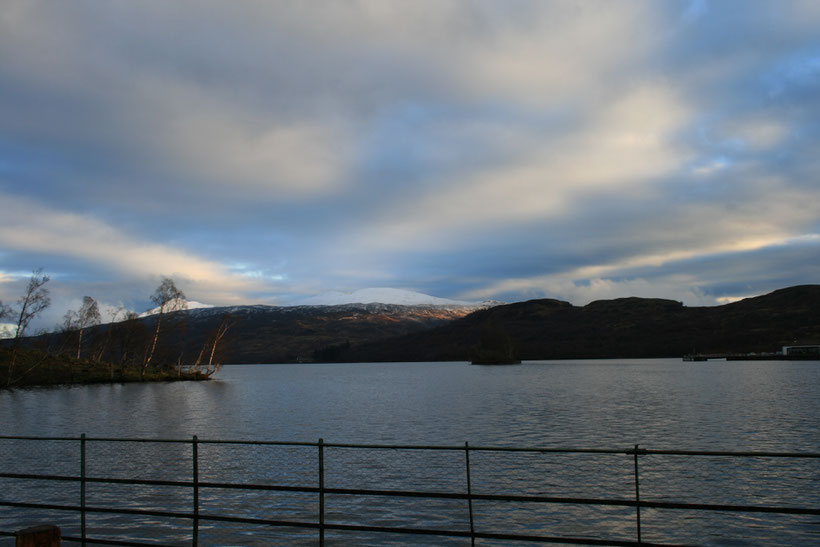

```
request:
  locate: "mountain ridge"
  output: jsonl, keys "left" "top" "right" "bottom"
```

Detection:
{"left": 182, "top": 284, "right": 820, "bottom": 363}
{"left": 342, "top": 284, "right": 820, "bottom": 362}
{"left": 138, "top": 287, "right": 499, "bottom": 318}
{"left": 174, "top": 301, "right": 492, "bottom": 363}
{"left": 26, "top": 285, "right": 819, "bottom": 365}
{"left": 292, "top": 287, "right": 495, "bottom": 307}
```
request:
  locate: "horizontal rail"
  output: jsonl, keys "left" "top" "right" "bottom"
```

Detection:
{"left": 2, "top": 434, "right": 818, "bottom": 458}
{"left": 3, "top": 483, "right": 818, "bottom": 516}
{"left": 0, "top": 502, "right": 691, "bottom": 547}
{"left": 1, "top": 435, "right": 818, "bottom": 546}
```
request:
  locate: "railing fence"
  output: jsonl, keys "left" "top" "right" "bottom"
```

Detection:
{"left": 1, "top": 435, "right": 818, "bottom": 546}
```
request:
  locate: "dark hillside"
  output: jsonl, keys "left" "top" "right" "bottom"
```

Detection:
{"left": 345, "top": 285, "right": 820, "bottom": 361}
{"left": 14, "top": 285, "right": 819, "bottom": 364}
{"left": 41, "top": 303, "right": 484, "bottom": 364}
{"left": 201, "top": 304, "right": 476, "bottom": 363}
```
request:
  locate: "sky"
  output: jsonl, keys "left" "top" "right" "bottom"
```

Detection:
{"left": 1, "top": 0, "right": 819, "bottom": 330}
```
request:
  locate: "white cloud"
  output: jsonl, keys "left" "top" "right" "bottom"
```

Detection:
{"left": 461, "top": 230, "right": 819, "bottom": 306}
{"left": 461, "top": 274, "right": 715, "bottom": 307}
{"left": 1, "top": 1, "right": 818, "bottom": 308}
{"left": 692, "top": 157, "right": 730, "bottom": 177}
{"left": 720, "top": 117, "right": 789, "bottom": 151}
{"left": 135, "top": 76, "right": 355, "bottom": 197}
{"left": 0, "top": 1, "right": 356, "bottom": 201}
{"left": 348, "top": 82, "right": 691, "bottom": 252}
{"left": 0, "top": 193, "right": 267, "bottom": 305}
{"left": 445, "top": 2, "right": 663, "bottom": 108}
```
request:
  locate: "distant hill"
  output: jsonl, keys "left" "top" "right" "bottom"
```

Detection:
{"left": 343, "top": 285, "right": 820, "bottom": 362}
{"left": 139, "top": 299, "right": 213, "bottom": 317}
{"left": 293, "top": 287, "right": 494, "bottom": 307}
{"left": 159, "top": 301, "right": 494, "bottom": 363}
{"left": 19, "top": 285, "right": 820, "bottom": 364}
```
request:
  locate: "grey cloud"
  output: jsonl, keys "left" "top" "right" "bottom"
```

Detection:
{"left": 0, "top": 1, "right": 818, "bottom": 319}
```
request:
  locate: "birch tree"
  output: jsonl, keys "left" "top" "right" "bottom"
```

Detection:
{"left": 142, "top": 277, "right": 186, "bottom": 377}
{"left": 74, "top": 296, "right": 101, "bottom": 359}
{"left": 59, "top": 309, "right": 79, "bottom": 356}
{"left": 192, "top": 312, "right": 237, "bottom": 377}
{"left": 0, "top": 301, "right": 10, "bottom": 320}
{"left": 13, "top": 268, "right": 51, "bottom": 341}
{"left": 7, "top": 268, "right": 50, "bottom": 386}
{"left": 116, "top": 311, "right": 144, "bottom": 367}
{"left": 0, "top": 301, "right": 11, "bottom": 338}
{"left": 204, "top": 313, "right": 236, "bottom": 376}
{"left": 95, "top": 306, "right": 125, "bottom": 376}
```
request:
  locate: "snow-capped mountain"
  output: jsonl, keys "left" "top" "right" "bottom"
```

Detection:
{"left": 295, "top": 288, "right": 487, "bottom": 307}
{"left": 94, "top": 288, "right": 506, "bottom": 364}
{"left": 139, "top": 299, "right": 214, "bottom": 317}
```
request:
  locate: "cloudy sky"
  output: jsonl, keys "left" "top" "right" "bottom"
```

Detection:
{"left": 1, "top": 0, "right": 819, "bottom": 328}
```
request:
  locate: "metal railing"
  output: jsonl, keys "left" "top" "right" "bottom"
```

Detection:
{"left": 1, "top": 435, "right": 818, "bottom": 546}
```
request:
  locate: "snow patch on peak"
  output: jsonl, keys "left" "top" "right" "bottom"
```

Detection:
{"left": 296, "top": 288, "right": 481, "bottom": 307}
{"left": 139, "top": 299, "right": 214, "bottom": 317}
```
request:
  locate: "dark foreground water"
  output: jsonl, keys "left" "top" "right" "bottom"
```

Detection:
{"left": 1, "top": 359, "right": 818, "bottom": 545}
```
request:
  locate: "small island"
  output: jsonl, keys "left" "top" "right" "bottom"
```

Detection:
{"left": 470, "top": 325, "right": 520, "bottom": 365}
{"left": 1, "top": 273, "right": 230, "bottom": 389}
{"left": 1, "top": 347, "right": 212, "bottom": 389}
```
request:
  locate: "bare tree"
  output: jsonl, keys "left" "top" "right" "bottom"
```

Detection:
{"left": 0, "top": 301, "right": 10, "bottom": 321}
{"left": 7, "top": 268, "right": 51, "bottom": 386}
{"left": 0, "top": 301, "right": 12, "bottom": 338}
{"left": 95, "top": 306, "right": 124, "bottom": 372}
{"left": 142, "top": 277, "right": 186, "bottom": 377}
{"left": 58, "top": 309, "right": 79, "bottom": 356}
{"left": 74, "top": 296, "right": 101, "bottom": 359}
{"left": 204, "top": 313, "right": 236, "bottom": 377}
{"left": 116, "top": 311, "right": 145, "bottom": 369}
{"left": 13, "top": 268, "right": 51, "bottom": 341}
{"left": 192, "top": 313, "right": 237, "bottom": 377}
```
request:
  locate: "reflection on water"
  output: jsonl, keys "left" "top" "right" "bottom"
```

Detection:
{"left": 1, "top": 359, "right": 819, "bottom": 545}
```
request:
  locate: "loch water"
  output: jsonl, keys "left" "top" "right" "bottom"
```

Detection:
{"left": 1, "top": 359, "right": 818, "bottom": 545}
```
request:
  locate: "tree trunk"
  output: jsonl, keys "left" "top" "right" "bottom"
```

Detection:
{"left": 142, "top": 312, "right": 163, "bottom": 379}
{"left": 205, "top": 315, "right": 233, "bottom": 376}
{"left": 76, "top": 328, "right": 84, "bottom": 360}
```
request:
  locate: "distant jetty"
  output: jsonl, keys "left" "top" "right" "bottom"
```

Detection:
{"left": 683, "top": 345, "right": 820, "bottom": 361}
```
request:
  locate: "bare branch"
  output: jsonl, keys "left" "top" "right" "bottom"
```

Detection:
{"left": 72, "top": 296, "right": 101, "bottom": 359}
{"left": 0, "top": 300, "right": 11, "bottom": 322}
{"left": 143, "top": 277, "right": 186, "bottom": 376}
{"left": 14, "top": 268, "right": 51, "bottom": 340}
{"left": 7, "top": 268, "right": 50, "bottom": 387}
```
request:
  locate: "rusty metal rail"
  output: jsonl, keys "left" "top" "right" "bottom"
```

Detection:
{"left": 0, "top": 435, "right": 818, "bottom": 546}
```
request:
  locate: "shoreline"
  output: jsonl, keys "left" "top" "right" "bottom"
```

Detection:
{"left": 1, "top": 347, "right": 213, "bottom": 390}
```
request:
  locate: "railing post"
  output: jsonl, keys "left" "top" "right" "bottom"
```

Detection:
{"left": 464, "top": 441, "right": 475, "bottom": 546}
{"left": 318, "top": 438, "right": 325, "bottom": 547}
{"left": 192, "top": 435, "right": 199, "bottom": 547}
{"left": 633, "top": 444, "right": 642, "bottom": 544}
{"left": 80, "top": 433, "right": 86, "bottom": 546}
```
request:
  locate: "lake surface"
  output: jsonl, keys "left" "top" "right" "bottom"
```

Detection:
{"left": 1, "top": 359, "right": 819, "bottom": 545}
